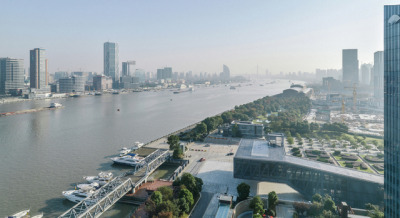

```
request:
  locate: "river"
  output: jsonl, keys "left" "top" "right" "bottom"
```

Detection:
{"left": 0, "top": 80, "right": 292, "bottom": 217}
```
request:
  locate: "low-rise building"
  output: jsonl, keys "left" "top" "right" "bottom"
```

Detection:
{"left": 93, "top": 75, "right": 112, "bottom": 91}
{"left": 59, "top": 76, "right": 84, "bottom": 93}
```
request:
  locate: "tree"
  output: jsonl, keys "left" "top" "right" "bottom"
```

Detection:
{"left": 173, "top": 147, "right": 183, "bottom": 159}
{"left": 195, "top": 122, "right": 207, "bottom": 134}
{"left": 368, "top": 209, "right": 384, "bottom": 218}
{"left": 151, "top": 191, "right": 163, "bottom": 206}
{"left": 155, "top": 200, "right": 180, "bottom": 217}
{"left": 237, "top": 182, "right": 250, "bottom": 201}
{"left": 249, "top": 196, "right": 264, "bottom": 215}
{"left": 179, "top": 188, "right": 194, "bottom": 207}
{"left": 267, "top": 191, "right": 278, "bottom": 211}
{"left": 372, "top": 140, "right": 379, "bottom": 147}
{"left": 232, "top": 124, "right": 242, "bottom": 137}
{"left": 177, "top": 198, "right": 190, "bottom": 215}
{"left": 308, "top": 202, "right": 323, "bottom": 216}
{"left": 157, "top": 186, "right": 173, "bottom": 201}
{"left": 167, "top": 135, "right": 180, "bottom": 150}
{"left": 287, "top": 137, "right": 294, "bottom": 145}
{"left": 178, "top": 173, "right": 202, "bottom": 198}
{"left": 323, "top": 195, "right": 336, "bottom": 213}
{"left": 157, "top": 211, "right": 173, "bottom": 218}
{"left": 312, "top": 193, "right": 323, "bottom": 203}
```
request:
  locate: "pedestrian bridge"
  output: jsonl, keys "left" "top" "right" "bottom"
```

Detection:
{"left": 58, "top": 149, "right": 170, "bottom": 218}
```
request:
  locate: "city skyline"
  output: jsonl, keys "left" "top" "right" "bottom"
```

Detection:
{"left": 0, "top": 0, "right": 398, "bottom": 75}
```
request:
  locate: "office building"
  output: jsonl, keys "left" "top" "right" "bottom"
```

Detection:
{"left": 59, "top": 76, "right": 84, "bottom": 93}
{"left": 122, "top": 61, "right": 135, "bottom": 77}
{"left": 0, "top": 58, "right": 24, "bottom": 94}
{"left": 54, "top": 71, "right": 68, "bottom": 81}
{"left": 342, "top": 49, "right": 359, "bottom": 85}
{"left": 156, "top": 67, "right": 173, "bottom": 81}
{"left": 384, "top": 5, "right": 400, "bottom": 218}
{"left": 30, "top": 48, "right": 48, "bottom": 90}
{"left": 103, "top": 42, "right": 119, "bottom": 82}
{"left": 374, "top": 51, "right": 384, "bottom": 99}
{"left": 93, "top": 75, "right": 113, "bottom": 91}
{"left": 220, "top": 64, "right": 230, "bottom": 81}
{"left": 360, "top": 63, "right": 372, "bottom": 85}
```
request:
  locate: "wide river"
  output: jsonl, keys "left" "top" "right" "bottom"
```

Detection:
{"left": 0, "top": 80, "right": 292, "bottom": 217}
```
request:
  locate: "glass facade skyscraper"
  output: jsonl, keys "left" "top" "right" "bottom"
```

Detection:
{"left": 342, "top": 49, "right": 359, "bottom": 86}
{"left": 103, "top": 42, "right": 119, "bottom": 82}
{"left": 30, "top": 48, "right": 48, "bottom": 89}
{"left": 0, "top": 58, "right": 24, "bottom": 94}
{"left": 384, "top": 5, "right": 400, "bottom": 218}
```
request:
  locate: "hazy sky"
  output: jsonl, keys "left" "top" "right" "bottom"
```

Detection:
{"left": 0, "top": 0, "right": 398, "bottom": 75}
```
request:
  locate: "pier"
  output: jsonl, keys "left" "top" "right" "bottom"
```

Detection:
{"left": 58, "top": 149, "right": 170, "bottom": 218}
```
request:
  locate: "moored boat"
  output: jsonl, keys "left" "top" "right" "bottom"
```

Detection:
{"left": 6, "top": 209, "right": 30, "bottom": 218}
{"left": 83, "top": 172, "right": 113, "bottom": 186}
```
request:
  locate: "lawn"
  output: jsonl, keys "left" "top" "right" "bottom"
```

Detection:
{"left": 149, "top": 163, "right": 180, "bottom": 180}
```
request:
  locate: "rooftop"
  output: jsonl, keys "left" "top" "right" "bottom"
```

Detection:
{"left": 235, "top": 139, "right": 383, "bottom": 184}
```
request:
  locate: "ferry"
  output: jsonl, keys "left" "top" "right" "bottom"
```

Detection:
{"left": 49, "top": 103, "right": 62, "bottom": 108}
{"left": 173, "top": 87, "right": 194, "bottom": 94}
{"left": 94, "top": 92, "right": 102, "bottom": 96}
{"left": 112, "top": 90, "right": 120, "bottom": 94}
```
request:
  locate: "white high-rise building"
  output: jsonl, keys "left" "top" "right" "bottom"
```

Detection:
{"left": 103, "top": 42, "right": 119, "bottom": 82}
{"left": 373, "top": 51, "right": 383, "bottom": 100}
{"left": 360, "top": 63, "right": 372, "bottom": 85}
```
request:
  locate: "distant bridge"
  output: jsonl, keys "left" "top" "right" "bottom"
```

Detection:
{"left": 59, "top": 149, "right": 170, "bottom": 218}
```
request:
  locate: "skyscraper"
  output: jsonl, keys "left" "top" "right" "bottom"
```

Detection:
{"left": 384, "top": 5, "right": 400, "bottom": 218}
{"left": 374, "top": 51, "right": 384, "bottom": 100}
{"left": 342, "top": 49, "right": 359, "bottom": 86}
{"left": 122, "top": 61, "right": 135, "bottom": 77}
{"left": 0, "top": 58, "right": 24, "bottom": 94}
{"left": 360, "top": 63, "right": 372, "bottom": 85}
{"left": 220, "top": 64, "right": 230, "bottom": 81}
{"left": 103, "top": 42, "right": 119, "bottom": 82}
{"left": 30, "top": 48, "right": 48, "bottom": 89}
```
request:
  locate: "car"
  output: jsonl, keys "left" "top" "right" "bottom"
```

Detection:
{"left": 199, "top": 157, "right": 206, "bottom": 162}
{"left": 226, "top": 152, "right": 234, "bottom": 156}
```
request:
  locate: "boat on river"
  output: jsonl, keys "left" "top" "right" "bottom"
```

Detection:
{"left": 6, "top": 209, "right": 30, "bottom": 218}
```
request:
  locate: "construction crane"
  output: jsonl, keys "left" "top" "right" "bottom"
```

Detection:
{"left": 344, "top": 83, "right": 357, "bottom": 111}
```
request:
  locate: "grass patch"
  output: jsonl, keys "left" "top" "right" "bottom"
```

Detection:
{"left": 149, "top": 163, "right": 180, "bottom": 180}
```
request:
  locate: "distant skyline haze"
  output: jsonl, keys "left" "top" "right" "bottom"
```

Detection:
{"left": 0, "top": 0, "right": 397, "bottom": 75}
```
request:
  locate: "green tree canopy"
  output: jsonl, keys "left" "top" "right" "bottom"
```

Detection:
{"left": 267, "top": 191, "right": 278, "bottom": 211}
{"left": 179, "top": 188, "right": 194, "bottom": 207}
{"left": 249, "top": 196, "right": 264, "bottom": 215}
{"left": 237, "top": 182, "right": 250, "bottom": 201}
{"left": 312, "top": 193, "right": 323, "bottom": 203}
{"left": 157, "top": 186, "right": 173, "bottom": 202}
{"left": 167, "top": 135, "right": 180, "bottom": 150}
{"left": 151, "top": 191, "right": 163, "bottom": 206}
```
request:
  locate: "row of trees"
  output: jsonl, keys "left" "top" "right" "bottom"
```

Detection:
{"left": 145, "top": 173, "right": 203, "bottom": 217}
{"left": 180, "top": 90, "right": 312, "bottom": 142}
{"left": 293, "top": 193, "right": 337, "bottom": 218}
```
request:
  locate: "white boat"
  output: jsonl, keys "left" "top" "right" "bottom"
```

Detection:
{"left": 111, "top": 153, "right": 144, "bottom": 166}
{"left": 62, "top": 186, "right": 97, "bottom": 204}
{"left": 119, "top": 142, "right": 144, "bottom": 156}
{"left": 6, "top": 209, "right": 29, "bottom": 218}
{"left": 120, "top": 147, "right": 131, "bottom": 156}
{"left": 31, "top": 213, "right": 44, "bottom": 218}
{"left": 77, "top": 182, "right": 100, "bottom": 190}
{"left": 49, "top": 102, "right": 62, "bottom": 108}
{"left": 83, "top": 172, "right": 113, "bottom": 186}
